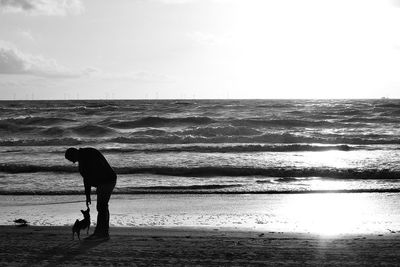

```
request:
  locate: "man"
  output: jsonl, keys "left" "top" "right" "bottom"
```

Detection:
{"left": 65, "top": 147, "right": 117, "bottom": 241}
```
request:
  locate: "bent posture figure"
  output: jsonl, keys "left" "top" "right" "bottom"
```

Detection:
{"left": 65, "top": 147, "right": 117, "bottom": 241}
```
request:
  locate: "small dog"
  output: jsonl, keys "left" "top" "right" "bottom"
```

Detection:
{"left": 72, "top": 208, "right": 90, "bottom": 240}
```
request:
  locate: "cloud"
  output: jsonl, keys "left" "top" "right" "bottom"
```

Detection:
{"left": 0, "top": 46, "right": 26, "bottom": 74}
{"left": 0, "top": 44, "right": 93, "bottom": 78}
{"left": 0, "top": 43, "right": 172, "bottom": 83}
{"left": 0, "top": 0, "right": 84, "bottom": 16}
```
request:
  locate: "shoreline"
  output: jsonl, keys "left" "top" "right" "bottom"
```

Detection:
{"left": 3, "top": 193, "right": 400, "bottom": 234}
{"left": 2, "top": 225, "right": 400, "bottom": 266}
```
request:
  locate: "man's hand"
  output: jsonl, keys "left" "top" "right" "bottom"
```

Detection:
{"left": 86, "top": 199, "right": 91, "bottom": 208}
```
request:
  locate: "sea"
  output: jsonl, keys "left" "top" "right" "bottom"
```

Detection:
{"left": 0, "top": 99, "right": 400, "bottom": 196}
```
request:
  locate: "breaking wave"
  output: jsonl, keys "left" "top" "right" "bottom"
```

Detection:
{"left": 107, "top": 134, "right": 400, "bottom": 145}
{"left": 1, "top": 133, "right": 399, "bottom": 146}
{"left": 99, "top": 144, "right": 356, "bottom": 153}
{"left": 0, "top": 163, "right": 398, "bottom": 179}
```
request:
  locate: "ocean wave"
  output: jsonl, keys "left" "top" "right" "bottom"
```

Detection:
{"left": 100, "top": 144, "right": 355, "bottom": 153}
{"left": 71, "top": 124, "right": 115, "bottom": 137}
{"left": 340, "top": 117, "right": 400, "bottom": 123}
{"left": 132, "top": 129, "right": 169, "bottom": 136}
{"left": 374, "top": 102, "right": 400, "bottom": 109}
{"left": 1, "top": 99, "right": 400, "bottom": 146}
{"left": 389, "top": 109, "right": 400, "bottom": 116}
{"left": 0, "top": 163, "right": 398, "bottom": 179}
{"left": 253, "top": 100, "right": 296, "bottom": 108}
{"left": 40, "top": 127, "right": 67, "bottom": 137}
{"left": 114, "top": 167, "right": 400, "bottom": 179}
{"left": 0, "top": 117, "right": 76, "bottom": 136}
{"left": 0, "top": 101, "right": 140, "bottom": 113}
{"left": 109, "top": 134, "right": 400, "bottom": 145}
{"left": 249, "top": 134, "right": 400, "bottom": 145}
{"left": 334, "top": 110, "right": 366, "bottom": 116}
{"left": 231, "top": 118, "right": 335, "bottom": 128}
{"left": 172, "top": 101, "right": 195, "bottom": 105}
{"left": 0, "top": 116, "right": 75, "bottom": 126}
{"left": 180, "top": 126, "right": 262, "bottom": 137}
{"left": 0, "top": 138, "right": 82, "bottom": 146}
{"left": 2, "top": 133, "right": 399, "bottom": 146}
{"left": 107, "top": 116, "right": 216, "bottom": 128}
{"left": 0, "top": 122, "right": 38, "bottom": 132}
{"left": 0, "top": 164, "right": 76, "bottom": 173}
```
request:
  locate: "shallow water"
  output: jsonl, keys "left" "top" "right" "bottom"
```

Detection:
{"left": 3, "top": 193, "right": 400, "bottom": 235}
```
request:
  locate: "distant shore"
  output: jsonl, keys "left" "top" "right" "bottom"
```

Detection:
{"left": 2, "top": 226, "right": 400, "bottom": 266}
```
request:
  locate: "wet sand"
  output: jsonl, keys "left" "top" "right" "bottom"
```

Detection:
{"left": 3, "top": 193, "right": 400, "bottom": 234}
{"left": 2, "top": 226, "right": 400, "bottom": 266}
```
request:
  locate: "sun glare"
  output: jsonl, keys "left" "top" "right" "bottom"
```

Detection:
{"left": 281, "top": 194, "right": 373, "bottom": 236}
{"left": 303, "top": 151, "right": 350, "bottom": 169}
{"left": 309, "top": 179, "right": 349, "bottom": 191}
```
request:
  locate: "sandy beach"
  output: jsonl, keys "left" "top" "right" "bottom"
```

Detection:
{"left": 2, "top": 193, "right": 400, "bottom": 265}
{"left": 2, "top": 225, "right": 400, "bottom": 266}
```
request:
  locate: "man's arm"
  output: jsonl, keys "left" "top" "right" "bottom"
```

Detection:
{"left": 84, "top": 180, "right": 91, "bottom": 207}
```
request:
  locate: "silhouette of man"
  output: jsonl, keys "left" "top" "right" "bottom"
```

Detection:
{"left": 65, "top": 147, "right": 117, "bottom": 241}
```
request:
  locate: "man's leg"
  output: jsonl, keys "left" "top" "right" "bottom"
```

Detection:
{"left": 94, "top": 182, "right": 115, "bottom": 237}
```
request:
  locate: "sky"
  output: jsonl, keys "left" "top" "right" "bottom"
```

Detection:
{"left": 0, "top": 0, "right": 400, "bottom": 100}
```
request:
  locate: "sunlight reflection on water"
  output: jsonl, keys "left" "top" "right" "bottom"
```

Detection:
{"left": 301, "top": 150, "right": 351, "bottom": 169}
{"left": 279, "top": 193, "right": 386, "bottom": 235}
{"left": 2, "top": 193, "right": 400, "bottom": 235}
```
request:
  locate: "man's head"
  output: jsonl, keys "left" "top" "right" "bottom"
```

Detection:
{"left": 65, "top": 147, "right": 79, "bottom": 163}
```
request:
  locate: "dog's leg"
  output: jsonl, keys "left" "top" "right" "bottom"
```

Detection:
{"left": 77, "top": 231, "right": 80, "bottom": 240}
{"left": 72, "top": 232, "right": 74, "bottom": 240}
{"left": 87, "top": 224, "right": 90, "bottom": 235}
